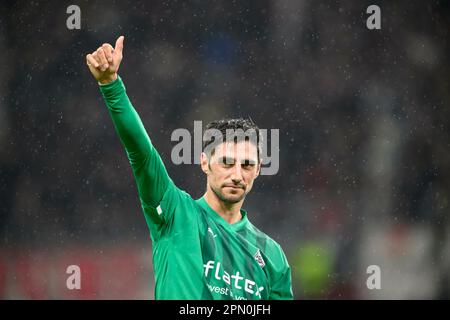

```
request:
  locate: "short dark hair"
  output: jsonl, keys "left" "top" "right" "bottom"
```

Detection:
{"left": 203, "top": 117, "right": 262, "bottom": 162}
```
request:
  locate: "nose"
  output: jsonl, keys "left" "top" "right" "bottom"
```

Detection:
{"left": 231, "top": 164, "right": 243, "bottom": 184}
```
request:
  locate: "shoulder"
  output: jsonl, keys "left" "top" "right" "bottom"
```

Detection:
{"left": 246, "top": 222, "right": 288, "bottom": 262}
{"left": 155, "top": 179, "right": 197, "bottom": 219}
{"left": 163, "top": 179, "right": 194, "bottom": 202}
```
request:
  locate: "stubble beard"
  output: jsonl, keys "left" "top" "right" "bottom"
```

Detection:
{"left": 210, "top": 183, "right": 246, "bottom": 204}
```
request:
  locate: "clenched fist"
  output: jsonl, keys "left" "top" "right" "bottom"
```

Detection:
{"left": 86, "top": 36, "right": 124, "bottom": 84}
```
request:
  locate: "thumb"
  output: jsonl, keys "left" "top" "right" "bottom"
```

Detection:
{"left": 114, "top": 36, "right": 124, "bottom": 54}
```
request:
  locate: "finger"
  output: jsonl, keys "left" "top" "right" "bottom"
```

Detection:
{"left": 102, "top": 43, "right": 113, "bottom": 63}
{"left": 96, "top": 48, "right": 109, "bottom": 71}
{"left": 92, "top": 51, "right": 103, "bottom": 68}
{"left": 114, "top": 36, "right": 124, "bottom": 55}
{"left": 86, "top": 54, "right": 99, "bottom": 68}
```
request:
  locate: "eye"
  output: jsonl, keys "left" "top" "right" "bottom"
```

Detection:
{"left": 221, "top": 157, "right": 234, "bottom": 166}
{"left": 242, "top": 160, "right": 255, "bottom": 169}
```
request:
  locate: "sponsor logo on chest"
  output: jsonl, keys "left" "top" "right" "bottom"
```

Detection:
{"left": 203, "top": 260, "right": 265, "bottom": 298}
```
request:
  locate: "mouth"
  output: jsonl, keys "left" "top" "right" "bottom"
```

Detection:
{"left": 224, "top": 185, "right": 244, "bottom": 190}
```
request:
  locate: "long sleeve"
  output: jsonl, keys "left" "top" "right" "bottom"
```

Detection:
{"left": 269, "top": 247, "right": 294, "bottom": 300}
{"left": 99, "top": 76, "right": 170, "bottom": 225}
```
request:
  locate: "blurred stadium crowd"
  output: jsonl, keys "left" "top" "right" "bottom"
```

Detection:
{"left": 0, "top": 1, "right": 449, "bottom": 299}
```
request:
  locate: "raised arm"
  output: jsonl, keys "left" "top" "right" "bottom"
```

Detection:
{"left": 86, "top": 36, "right": 171, "bottom": 224}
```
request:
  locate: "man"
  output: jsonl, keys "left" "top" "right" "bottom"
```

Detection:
{"left": 86, "top": 36, "right": 293, "bottom": 300}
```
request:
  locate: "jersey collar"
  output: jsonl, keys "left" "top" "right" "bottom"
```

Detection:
{"left": 196, "top": 196, "right": 249, "bottom": 232}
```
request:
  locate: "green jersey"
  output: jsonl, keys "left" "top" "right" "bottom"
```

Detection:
{"left": 99, "top": 76, "right": 293, "bottom": 300}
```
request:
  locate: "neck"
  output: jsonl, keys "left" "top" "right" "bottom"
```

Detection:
{"left": 203, "top": 188, "right": 243, "bottom": 224}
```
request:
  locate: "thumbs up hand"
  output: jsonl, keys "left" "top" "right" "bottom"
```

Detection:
{"left": 86, "top": 36, "right": 125, "bottom": 84}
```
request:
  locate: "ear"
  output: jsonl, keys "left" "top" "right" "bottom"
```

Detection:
{"left": 200, "top": 152, "right": 210, "bottom": 175}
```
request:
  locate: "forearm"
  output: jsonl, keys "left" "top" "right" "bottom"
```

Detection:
{"left": 99, "top": 76, "right": 150, "bottom": 156}
{"left": 99, "top": 76, "right": 170, "bottom": 207}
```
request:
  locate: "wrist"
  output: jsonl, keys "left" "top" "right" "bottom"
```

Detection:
{"left": 98, "top": 73, "right": 118, "bottom": 85}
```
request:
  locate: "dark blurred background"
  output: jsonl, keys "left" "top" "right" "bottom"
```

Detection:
{"left": 0, "top": 0, "right": 449, "bottom": 299}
